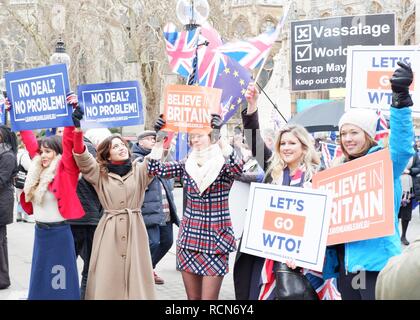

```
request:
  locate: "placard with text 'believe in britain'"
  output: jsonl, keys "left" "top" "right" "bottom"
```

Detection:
{"left": 240, "top": 183, "right": 332, "bottom": 272}
{"left": 291, "top": 13, "right": 395, "bottom": 91}
{"left": 163, "top": 85, "right": 222, "bottom": 133}
{"left": 312, "top": 150, "right": 394, "bottom": 246}
{"left": 78, "top": 81, "right": 143, "bottom": 129}
{"left": 6, "top": 64, "right": 72, "bottom": 131}
{"left": 346, "top": 46, "right": 420, "bottom": 117}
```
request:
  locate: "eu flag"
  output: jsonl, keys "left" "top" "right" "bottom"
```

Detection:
{"left": 213, "top": 57, "right": 251, "bottom": 123}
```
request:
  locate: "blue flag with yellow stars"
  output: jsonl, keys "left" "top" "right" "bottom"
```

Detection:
{"left": 213, "top": 57, "right": 251, "bottom": 123}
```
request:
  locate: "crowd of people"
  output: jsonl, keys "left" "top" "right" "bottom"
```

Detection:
{"left": 0, "top": 62, "right": 419, "bottom": 300}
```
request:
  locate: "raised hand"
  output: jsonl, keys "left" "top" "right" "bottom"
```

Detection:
{"left": 210, "top": 113, "right": 223, "bottom": 142}
{"left": 244, "top": 82, "right": 259, "bottom": 114}
{"left": 390, "top": 61, "right": 413, "bottom": 107}
{"left": 154, "top": 114, "right": 166, "bottom": 132}
{"left": 72, "top": 105, "right": 84, "bottom": 128}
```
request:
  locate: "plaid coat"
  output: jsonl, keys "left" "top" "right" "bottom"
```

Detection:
{"left": 148, "top": 150, "right": 243, "bottom": 255}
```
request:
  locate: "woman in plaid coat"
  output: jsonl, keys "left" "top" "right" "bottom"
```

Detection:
{"left": 147, "top": 114, "right": 243, "bottom": 300}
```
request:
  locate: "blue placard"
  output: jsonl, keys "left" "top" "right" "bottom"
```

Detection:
{"left": 0, "top": 95, "right": 5, "bottom": 126}
{"left": 5, "top": 64, "right": 72, "bottom": 131}
{"left": 78, "top": 81, "right": 143, "bottom": 129}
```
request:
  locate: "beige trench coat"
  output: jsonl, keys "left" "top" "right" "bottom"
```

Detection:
{"left": 73, "top": 149, "right": 156, "bottom": 300}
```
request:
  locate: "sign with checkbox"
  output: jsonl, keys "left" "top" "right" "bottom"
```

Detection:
{"left": 291, "top": 13, "right": 396, "bottom": 92}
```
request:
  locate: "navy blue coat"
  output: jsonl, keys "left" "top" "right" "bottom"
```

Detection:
{"left": 132, "top": 143, "right": 179, "bottom": 227}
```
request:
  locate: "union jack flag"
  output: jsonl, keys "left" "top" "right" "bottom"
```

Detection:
{"left": 216, "top": 2, "right": 290, "bottom": 70}
{"left": 163, "top": 23, "right": 199, "bottom": 78}
{"left": 320, "top": 142, "right": 342, "bottom": 169}
{"left": 196, "top": 24, "right": 227, "bottom": 87}
{"left": 375, "top": 110, "right": 389, "bottom": 142}
{"left": 303, "top": 270, "right": 341, "bottom": 300}
{"left": 163, "top": 23, "right": 227, "bottom": 88}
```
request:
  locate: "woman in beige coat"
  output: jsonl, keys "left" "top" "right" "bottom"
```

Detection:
{"left": 72, "top": 111, "right": 156, "bottom": 299}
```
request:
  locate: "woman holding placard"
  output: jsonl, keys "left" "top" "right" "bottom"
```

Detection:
{"left": 148, "top": 114, "right": 243, "bottom": 300}
{"left": 71, "top": 109, "right": 156, "bottom": 300}
{"left": 325, "top": 61, "right": 415, "bottom": 300}
{"left": 9, "top": 94, "right": 84, "bottom": 300}
{"left": 234, "top": 84, "right": 322, "bottom": 300}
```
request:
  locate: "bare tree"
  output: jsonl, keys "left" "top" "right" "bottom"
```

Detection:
{"left": 0, "top": 0, "right": 230, "bottom": 130}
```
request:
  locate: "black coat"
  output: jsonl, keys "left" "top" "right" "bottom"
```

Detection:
{"left": 68, "top": 137, "right": 103, "bottom": 225}
{"left": 0, "top": 146, "right": 17, "bottom": 225}
{"left": 131, "top": 143, "right": 179, "bottom": 227}
{"left": 410, "top": 152, "right": 420, "bottom": 201}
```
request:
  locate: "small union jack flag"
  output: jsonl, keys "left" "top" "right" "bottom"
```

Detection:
{"left": 375, "top": 110, "right": 389, "bottom": 142}
{"left": 163, "top": 22, "right": 199, "bottom": 78}
{"left": 303, "top": 270, "right": 341, "bottom": 300}
{"left": 320, "top": 142, "right": 342, "bottom": 169}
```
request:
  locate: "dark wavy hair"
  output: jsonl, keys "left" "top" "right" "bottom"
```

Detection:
{"left": 38, "top": 135, "right": 63, "bottom": 155}
{"left": 96, "top": 134, "right": 131, "bottom": 174}
{"left": 0, "top": 125, "right": 18, "bottom": 154}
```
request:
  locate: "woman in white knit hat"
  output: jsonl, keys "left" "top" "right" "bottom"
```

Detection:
{"left": 325, "top": 61, "right": 415, "bottom": 300}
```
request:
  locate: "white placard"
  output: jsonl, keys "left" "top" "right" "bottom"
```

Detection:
{"left": 346, "top": 45, "right": 420, "bottom": 117}
{"left": 240, "top": 183, "right": 332, "bottom": 272}
{"left": 229, "top": 181, "right": 250, "bottom": 240}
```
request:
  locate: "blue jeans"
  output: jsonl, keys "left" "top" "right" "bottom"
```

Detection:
{"left": 147, "top": 222, "right": 174, "bottom": 269}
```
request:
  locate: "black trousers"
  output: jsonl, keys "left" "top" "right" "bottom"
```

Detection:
{"left": 70, "top": 225, "right": 96, "bottom": 300}
{"left": 0, "top": 225, "right": 10, "bottom": 289}
{"left": 336, "top": 244, "right": 378, "bottom": 300}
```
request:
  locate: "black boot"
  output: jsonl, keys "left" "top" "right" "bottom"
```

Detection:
{"left": 401, "top": 219, "right": 410, "bottom": 245}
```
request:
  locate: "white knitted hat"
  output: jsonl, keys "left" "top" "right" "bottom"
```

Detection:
{"left": 338, "top": 109, "right": 378, "bottom": 140}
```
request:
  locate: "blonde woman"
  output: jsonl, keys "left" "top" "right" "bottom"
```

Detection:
{"left": 234, "top": 83, "right": 320, "bottom": 300}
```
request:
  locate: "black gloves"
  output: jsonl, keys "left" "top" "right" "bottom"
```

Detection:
{"left": 391, "top": 61, "right": 413, "bottom": 108}
{"left": 72, "top": 105, "right": 84, "bottom": 128}
{"left": 154, "top": 114, "right": 166, "bottom": 132}
{"left": 210, "top": 113, "right": 223, "bottom": 142}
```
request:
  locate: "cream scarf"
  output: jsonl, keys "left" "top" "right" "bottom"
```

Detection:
{"left": 24, "top": 155, "right": 61, "bottom": 205}
{"left": 185, "top": 144, "right": 225, "bottom": 194}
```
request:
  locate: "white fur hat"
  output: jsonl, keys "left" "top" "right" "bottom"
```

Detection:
{"left": 338, "top": 109, "right": 378, "bottom": 140}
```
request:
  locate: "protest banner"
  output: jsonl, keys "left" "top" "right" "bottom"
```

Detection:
{"left": 240, "top": 183, "right": 332, "bottom": 271}
{"left": 163, "top": 85, "right": 222, "bottom": 133}
{"left": 77, "top": 81, "right": 143, "bottom": 129}
{"left": 312, "top": 149, "right": 394, "bottom": 245}
{"left": 346, "top": 45, "right": 420, "bottom": 117}
{"left": 6, "top": 64, "right": 72, "bottom": 131}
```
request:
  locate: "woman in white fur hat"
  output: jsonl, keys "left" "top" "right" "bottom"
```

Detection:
{"left": 325, "top": 61, "right": 415, "bottom": 300}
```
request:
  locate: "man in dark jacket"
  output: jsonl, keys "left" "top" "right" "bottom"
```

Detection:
{"left": 132, "top": 130, "right": 179, "bottom": 285}
{"left": 0, "top": 126, "right": 17, "bottom": 290}
{"left": 67, "top": 136, "right": 103, "bottom": 299}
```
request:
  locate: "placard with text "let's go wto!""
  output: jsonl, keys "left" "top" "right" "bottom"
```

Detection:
{"left": 240, "top": 183, "right": 332, "bottom": 272}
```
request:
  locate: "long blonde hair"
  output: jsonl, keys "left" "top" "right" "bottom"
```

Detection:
{"left": 267, "top": 124, "right": 320, "bottom": 183}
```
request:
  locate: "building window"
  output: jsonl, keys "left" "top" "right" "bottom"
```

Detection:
{"left": 260, "top": 18, "right": 276, "bottom": 33}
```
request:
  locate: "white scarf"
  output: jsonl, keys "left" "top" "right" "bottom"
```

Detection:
{"left": 185, "top": 144, "right": 225, "bottom": 194}
{"left": 24, "top": 155, "right": 61, "bottom": 205}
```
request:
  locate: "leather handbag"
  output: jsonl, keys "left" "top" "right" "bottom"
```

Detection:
{"left": 274, "top": 262, "right": 319, "bottom": 300}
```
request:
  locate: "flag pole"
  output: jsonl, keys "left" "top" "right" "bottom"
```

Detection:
{"left": 255, "top": 82, "right": 288, "bottom": 123}
{"left": 253, "top": 0, "right": 291, "bottom": 88}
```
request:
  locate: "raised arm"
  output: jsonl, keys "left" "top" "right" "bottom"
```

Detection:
{"left": 146, "top": 136, "right": 185, "bottom": 179}
{"left": 73, "top": 128, "right": 101, "bottom": 186}
{"left": 389, "top": 62, "right": 415, "bottom": 177}
{"left": 241, "top": 83, "right": 272, "bottom": 171}
{"left": 20, "top": 130, "right": 39, "bottom": 159}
